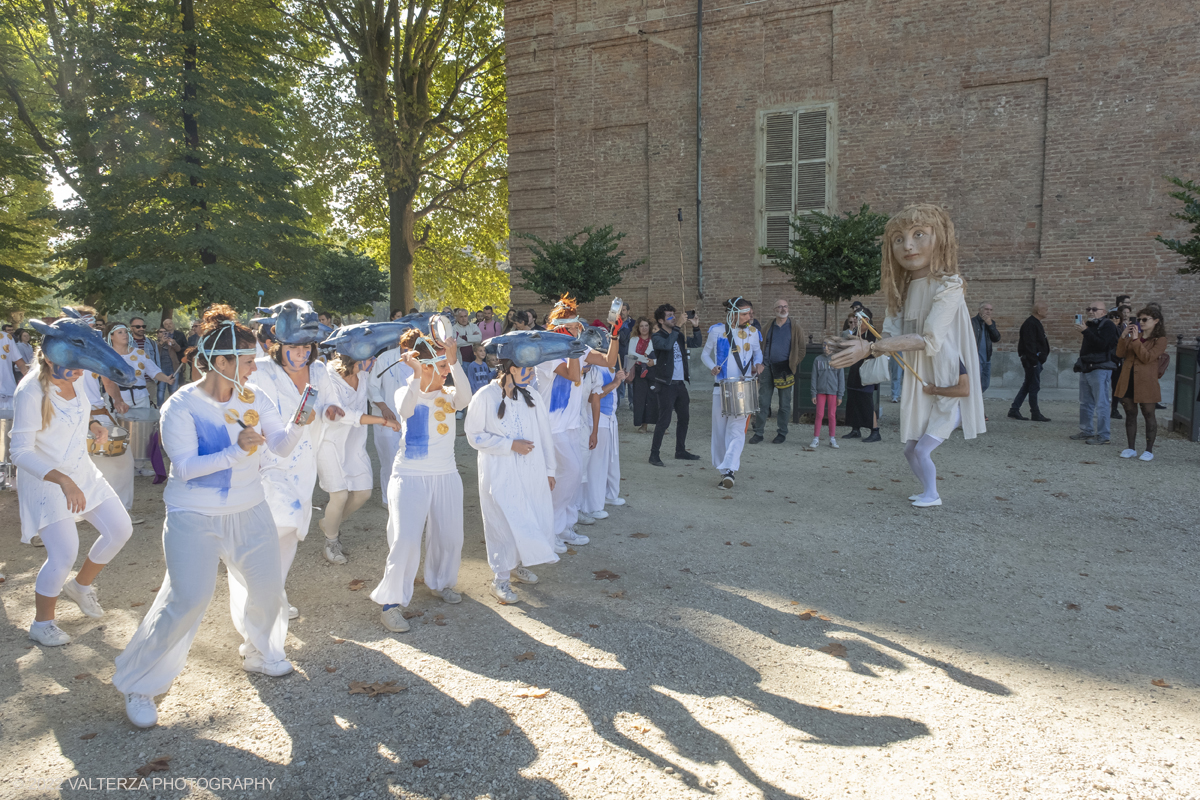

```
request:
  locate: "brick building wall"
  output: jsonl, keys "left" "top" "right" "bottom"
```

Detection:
{"left": 505, "top": 0, "right": 1200, "bottom": 363}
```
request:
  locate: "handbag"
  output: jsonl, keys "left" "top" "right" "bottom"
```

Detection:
{"left": 770, "top": 360, "right": 794, "bottom": 389}
{"left": 858, "top": 355, "right": 891, "bottom": 386}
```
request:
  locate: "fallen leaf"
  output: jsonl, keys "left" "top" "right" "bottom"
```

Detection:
{"left": 782, "top": 520, "right": 793, "bottom": 524}
{"left": 630, "top": 532, "right": 650, "bottom": 539}
{"left": 1079, "top": 460, "right": 1098, "bottom": 465}
{"left": 798, "top": 612, "right": 813, "bottom": 620}
{"left": 1079, "top": 573, "right": 1089, "bottom": 577}
{"left": 74, "top": 673, "right": 90, "bottom": 680}
{"left": 516, "top": 651, "right": 535, "bottom": 662}
{"left": 831, "top": 550, "right": 839, "bottom": 553}
{"left": 679, "top": 568, "right": 692, "bottom": 574}
{"left": 789, "top": 601, "right": 799, "bottom": 605}
{"left": 765, "top": 489, "right": 774, "bottom": 493}
{"left": 740, "top": 541, "right": 752, "bottom": 547}
{"left": 434, "top": 619, "right": 447, "bottom": 626}
{"left": 897, "top": 600, "right": 907, "bottom": 603}
{"left": 1151, "top": 679, "right": 1171, "bottom": 688}
{"left": 412, "top": 758, "right": 429, "bottom": 767}
{"left": 135, "top": 756, "right": 171, "bottom": 777}
{"left": 130, "top": 601, "right": 145, "bottom": 608}
{"left": 402, "top": 609, "right": 425, "bottom": 620}
{"left": 818, "top": 643, "right": 848, "bottom": 658}
{"left": 333, "top": 637, "right": 346, "bottom": 644}
{"left": 80, "top": 733, "right": 98, "bottom": 740}
{"left": 724, "top": 541, "right": 732, "bottom": 545}
{"left": 1066, "top": 603, "right": 1081, "bottom": 611}
{"left": 867, "top": 486, "right": 882, "bottom": 491}
{"left": 498, "top": 728, "right": 511, "bottom": 736}
{"left": 1105, "top": 605, "right": 1122, "bottom": 611}
{"left": 592, "top": 569, "right": 620, "bottom": 581}
{"left": 569, "top": 632, "right": 582, "bottom": 638}
{"left": 788, "top": 500, "right": 798, "bottom": 503}
{"left": 1033, "top": 478, "right": 1046, "bottom": 483}
{"left": 677, "top": 474, "right": 683, "bottom": 477}
{"left": 607, "top": 591, "right": 626, "bottom": 599}
{"left": 1051, "top": 492, "right": 1069, "bottom": 498}
{"left": 817, "top": 614, "right": 832, "bottom": 621}
{"left": 846, "top": 470, "right": 855, "bottom": 474}
{"left": 994, "top": 496, "right": 1009, "bottom": 501}
{"left": 349, "top": 681, "right": 406, "bottom": 697}
{"left": 862, "top": 459, "right": 877, "bottom": 463}
{"left": 513, "top": 687, "right": 551, "bottom": 698}
{"left": 890, "top": 479, "right": 901, "bottom": 483}
{"left": 150, "top": 586, "right": 161, "bottom": 592}
{"left": 566, "top": 548, "right": 578, "bottom": 555}
{"left": 348, "top": 579, "right": 366, "bottom": 591}
{"left": 325, "top": 666, "right": 337, "bottom": 673}
{"left": 589, "top": 623, "right": 600, "bottom": 628}
{"left": 721, "top": 495, "right": 733, "bottom": 500}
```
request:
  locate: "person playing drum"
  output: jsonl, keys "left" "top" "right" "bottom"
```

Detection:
{"left": 701, "top": 297, "right": 764, "bottom": 489}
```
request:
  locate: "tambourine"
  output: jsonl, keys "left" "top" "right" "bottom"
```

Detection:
{"left": 430, "top": 315, "right": 452, "bottom": 347}
{"left": 607, "top": 297, "right": 624, "bottom": 325}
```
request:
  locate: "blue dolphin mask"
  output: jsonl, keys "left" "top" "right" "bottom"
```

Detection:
{"left": 251, "top": 299, "right": 327, "bottom": 345}
{"left": 28, "top": 316, "right": 137, "bottom": 387}
{"left": 484, "top": 331, "right": 588, "bottom": 368}
{"left": 321, "top": 320, "right": 415, "bottom": 363}
{"left": 578, "top": 325, "right": 610, "bottom": 352}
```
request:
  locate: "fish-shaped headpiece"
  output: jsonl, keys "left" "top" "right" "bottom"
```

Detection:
{"left": 28, "top": 316, "right": 137, "bottom": 387}
{"left": 251, "top": 299, "right": 327, "bottom": 345}
{"left": 484, "top": 330, "right": 588, "bottom": 368}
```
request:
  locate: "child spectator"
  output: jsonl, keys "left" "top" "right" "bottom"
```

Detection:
{"left": 463, "top": 344, "right": 496, "bottom": 413}
{"left": 810, "top": 342, "right": 845, "bottom": 449}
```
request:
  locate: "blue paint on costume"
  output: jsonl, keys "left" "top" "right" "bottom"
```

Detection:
{"left": 187, "top": 413, "right": 232, "bottom": 499}
{"left": 549, "top": 373, "right": 572, "bottom": 412}
{"left": 716, "top": 338, "right": 731, "bottom": 381}
{"left": 404, "top": 404, "right": 430, "bottom": 459}
{"left": 598, "top": 369, "right": 616, "bottom": 416}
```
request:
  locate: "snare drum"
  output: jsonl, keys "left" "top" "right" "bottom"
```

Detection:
{"left": 719, "top": 377, "right": 760, "bottom": 417}
{"left": 88, "top": 425, "right": 129, "bottom": 457}
{"left": 118, "top": 407, "right": 160, "bottom": 460}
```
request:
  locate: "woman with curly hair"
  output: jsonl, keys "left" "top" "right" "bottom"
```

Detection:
{"left": 1116, "top": 305, "right": 1168, "bottom": 461}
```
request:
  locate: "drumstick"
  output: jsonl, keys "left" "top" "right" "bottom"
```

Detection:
{"left": 854, "top": 313, "right": 926, "bottom": 386}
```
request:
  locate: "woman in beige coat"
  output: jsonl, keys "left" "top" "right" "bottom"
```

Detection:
{"left": 1115, "top": 306, "right": 1168, "bottom": 462}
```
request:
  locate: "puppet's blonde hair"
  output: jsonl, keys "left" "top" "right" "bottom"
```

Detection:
{"left": 881, "top": 204, "right": 961, "bottom": 316}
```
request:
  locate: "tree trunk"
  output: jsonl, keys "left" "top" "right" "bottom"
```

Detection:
{"left": 181, "top": 0, "right": 215, "bottom": 275}
{"left": 388, "top": 188, "right": 417, "bottom": 313}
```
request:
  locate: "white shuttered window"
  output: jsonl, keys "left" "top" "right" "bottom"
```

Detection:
{"left": 758, "top": 104, "right": 836, "bottom": 255}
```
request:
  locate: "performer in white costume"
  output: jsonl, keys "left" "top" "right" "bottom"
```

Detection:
{"left": 113, "top": 306, "right": 309, "bottom": 729}
{"left": 12, "top": 318, "right": 134, "bottom": 647}
{"left": 106, "top": 323, "right": 175, "bottom": 476}
{"left": 368, "top": 344, "right": 414, "bottom": 506}
{"left": 0, "top": 328, "right": 28, "bottom": 410}
{"left": 317, "top": 351, "right": 399, "bottom": 563}
{"left": 701, "top": 298, "right": 764, "bottom": 489}
{"left": 830, "top": 204, "right": 985, "bottom": 508}
{"left": 582, "top": 363, "right": 624, "bottom": 519}
{"left": 465, "top": 356, "right": 559, "bottom": 605}
{"left": 369, "top": 329, "right": 471, "bottom": 632}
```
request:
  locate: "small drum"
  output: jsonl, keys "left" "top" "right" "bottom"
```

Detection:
{"left": 118, "top": 406, "right": 160, "bottom": 460}
{"left": 88, "top": 425, "right": 129, "bottom": 457}
{"left": 719, "top": 377, "right": 760, "bottom": 418}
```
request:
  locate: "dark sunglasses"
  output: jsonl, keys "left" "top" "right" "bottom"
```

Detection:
{"left": 131, "top": 324, "right": 146, "bottom": 329}
{"left": 1085, "top": 307, "right": 1104, "bottom": 312}
{"left": 1137, "top": 317, "right": 1153, "bottom": 323}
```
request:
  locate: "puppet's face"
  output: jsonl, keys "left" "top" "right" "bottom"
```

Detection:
{"left": 891, "top": 225, "right": 935, "bottom": 273}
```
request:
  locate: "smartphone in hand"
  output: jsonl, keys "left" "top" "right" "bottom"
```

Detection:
{"left": 1074, "top": 314, "right": 1084, "bottom": 325}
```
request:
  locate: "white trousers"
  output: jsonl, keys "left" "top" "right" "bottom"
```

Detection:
{"left": 35, "top": 497, "right": 132, "bottom": 597}
{"left": 583, "top": 424, "right": 620, "bottom": 513}
{"left": 711, "top": 389, "right": 749, "bottom": 473}
{"left": 229, "top": 524, "right": 299, "bottom": 631}
{"left": 372, "top": 425, "right": 402, "bottom": 506}
{"left": 550, "top": 431, "right": 583, "bottom": 536}
{"left": 369, "top": 472, "right": 463, "bottom": 607}
{"left": 113, "top": 502, "right": 287, "bottom": 698}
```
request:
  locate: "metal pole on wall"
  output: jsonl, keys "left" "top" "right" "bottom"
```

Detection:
{"left": 677, "top": 208, "right": 687, "bottom": 313}
{"left": 695, "top": 0, "right": 704, "bottom": 300}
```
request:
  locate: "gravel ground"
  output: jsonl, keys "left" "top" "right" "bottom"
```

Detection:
{"left": 1, "top": 396, "right": 1198, "bottom": 800}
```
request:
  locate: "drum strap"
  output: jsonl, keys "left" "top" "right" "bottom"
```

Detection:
{"left": 723, "top": 324, "right": 750, "bottom": 378}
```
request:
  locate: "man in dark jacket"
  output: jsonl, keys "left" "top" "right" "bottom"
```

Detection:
{"left": 648, "top": 303, "right": 701, "bottom": 466}
{"left": 751, "top": 299, "right": 805, "bottom": 444}
{"left": 1008, "top": 301, "right": 1051, "bottom": 421}
{"left": 970, "top": 303, "right": 1001, "bottom": 394}
{"left": 1070, "top": 298, "right": 1119, "bottom": 445}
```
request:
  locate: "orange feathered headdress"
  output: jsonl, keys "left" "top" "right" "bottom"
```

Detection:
{"left": 548, "top": 294, "right": 582, "bottom": 332}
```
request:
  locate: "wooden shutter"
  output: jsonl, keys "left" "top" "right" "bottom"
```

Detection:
{"left": 761, "top": 108, "right": 830, "bottom": 252}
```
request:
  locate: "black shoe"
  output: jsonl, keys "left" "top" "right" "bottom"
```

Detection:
{"left": 674, "top": 451, "right": 701, "bottom": 461}
{"left": 1008, "top": 409, "right": 1027, "bottom": 420}
{"left": 1031, "top": 412, "right": 1052, "bottom": 422}
{"left": 749, "top": 434, "right": 764, "bottom": 444}
{"left": 845, "top": 429, "right": 862, "bottom": 439}
{"left": 863, "top": 430, "right": 881, "bottom": 443}
{"left": 772, "top": 433, "right": 786, "bottom": 444}
{"left": 719, "top": 471, "right": 735, "bottom": 489}
{"left": 1111, "top": 411, "right": 1123, "bottom": 420}
{"left": 649, "top": 456, "right": 665, "bottom": 467}
{"left": 1156, "top": 403, "right": 1167, "bottom": 410}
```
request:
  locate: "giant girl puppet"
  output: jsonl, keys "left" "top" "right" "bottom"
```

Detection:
{"left": 830, "top": 204, "right": 985, "bottom": 507}
{"left": 12, "top": 315, "right": 136, "bottom": 647}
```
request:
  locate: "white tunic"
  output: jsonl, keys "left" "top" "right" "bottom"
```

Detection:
{"left": 114, "top": 346, "right": 156, "bottom": 408}
{"left": 883, "top": 275, "right": 986, "bottom": 442}
{"left": 0, "top": 331, "right": 21, "bottom": 405}
{"left": 11, "top": 372, "right": 118, "bottom": 540}
{"left": 394, "top": 362, "right": 470, "bottom": 476}
{"left": 368, "top": 348, "right": 413, "bottom": 503}
{"left": 317, "top": 368, "right": 373, "bottom": 493}
{"left": 255, "top": 356, "right": 333, "bottom": 537}
{"left": 464, "top": 381, "right": 559, "bottom": 570}
{"left": 79, "top": 370, "right": 134, "bottom": 509}
{"left": 535, "top": 347, "right": 591, "bottom": 434}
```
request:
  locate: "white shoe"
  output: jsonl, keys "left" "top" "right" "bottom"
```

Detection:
{"left": 560, "top": 529, "right": 590, "bottom": 546}
{"left": 1119, "top": 448, "right": 1137, "bottom": 458}
{"left": 323, "top": 537, "right": 348, "bottom": 565}
{"left": 380, "top": 605, "right": 410, "bottom": 632}
{"left": 491, "top": 579, "right": 519, "bottom": 605}
{"left": 908, "top": 494, "right": 923, "bottom": 501}
{"left": 512, "top": 567, "right": 539, "bottom": 585}
{"left": 434, "top": 586, "right": 462, "bottom": 604}
{"left": 63, "top": 579, "right": 104, "bottom": 619}
{"left": 576, "top": 512, "right": 596, "bottom": 526}
{"left": 809, "top": 437, "right": 820, "bottom": 449}
{"left": 130, "top": 517, "right": 145, "bottom": 525}
{"left": 243, "top": 655, "right": 294, "bottom": 677}
{"left": 588, "top": 509, "right": 609, "bottom": 519}
{"left": 551, "top": 539, "right": 568, "bottom": 554}
{"left": 135, "top": 466, "right": 157, "bottom": 477}
{"left": 911, "top": 496, "right": 942, "bottom": 508}
{"left": 288, "top": 605, "right": 299, "bottom": 620}
{"left": 606, "top": 498, "right": 626, "bottom": 506}
{"left": 31, "top": 535, "right": 44, "bottom": 547}
{"left": 29, "top": 621, "right": 71, "bottom": 646}
{"left": 829, "top": 438, "right": 839, "bottom": 449}
{"left": 124, "top": 693, "right": 158, "bottom": 728}
{"left": 1139, "top": 451, "right": 1154, "bottom": 462}
{"left": 719, "top": 471, "right": 735, "bottom": 489}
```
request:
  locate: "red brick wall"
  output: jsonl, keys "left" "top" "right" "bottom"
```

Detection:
{"left": 506, "top": 0, "right": 1200, "bottom": 353}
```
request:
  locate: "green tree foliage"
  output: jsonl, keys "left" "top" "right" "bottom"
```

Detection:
{"left": 0, "top": 100, "right": 54, "bottom": 319}
{"left": 760, "top": 205, "right": 888, "bottom": 315}
{"left": 515, "top": 226, "right": 643, "bottom": 305}
{"left": 304, "top": 246, "right": 388, "bottom": 316}
{"left": 1156, "top": 176, "right": 1200, "bottom": 274}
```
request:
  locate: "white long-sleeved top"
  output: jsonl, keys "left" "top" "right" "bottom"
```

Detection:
{"left": 317, "top": 367, "right": 374, "bottom": 493}
{"left": 534, "top": 346, "right": 592, "bottom": 433}
{"left": 393, "top": 361, "right": 470, "bottom": 476}
{"left": 11, "top": 371, "right": 118, "bottom": 539}
{"left": 465, "top": 381, "right": 557, "bottom": 476}
{"left": 112, "top": 345, "right": 158, "bottom": 407}
{"left": 368, "top": 348, "right": 414, "bottom": 415}
{"left": 0, "top": 331, "right": 23, "bottom": 402}
{"left": 701, "top": 323, "right": 763, "bottom": 382}
{"left": 160, "top": 381, "right": 303, "bottom": 515}
{"left": 589, "top": 367, "right": 618, "bottom": 429}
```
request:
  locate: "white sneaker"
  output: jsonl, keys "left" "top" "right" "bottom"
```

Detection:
{"left": 434, "top": 587, "right": 462, "bottom": 604}
{"left": 491, "top": 579, "right": 519, "bottom": 605}
{"left": 560, "top": 529, "right": 590, "bottom": 546}
{"left": 551, "top": 539, "right": 568, "bottom": 554}
{"left": 911, "top": 496, "right": 942, "bottom": 508}
{"left": 29, "top": 621, "right": 71, "bottom": 646}
{"left": 1139, "top": 451, "right": 1154, "bottom": 462}
{"left": 576, "top": 512, "right": 596, "bottom": 526}
{"left": 323, "top": 537, "right": 348, "bottom": 565}
{"left": 809, "top": 437, "right": 820, "bottom": 449}
{"left": 243, "top": 655, "right": 294, "bottom": 677}
{"left": 63, "top": 579, "right": 104, "bottom": 619}
{"left": 512, "top": 567, "right": 539, "bottom": 585}
{"left": 288, "top": 605, "right": 299, "bottom": 620}
{"left": 719, "top": 471, "right": 735, "bottom": 489}
{"left": 606, "top": 498, "right": 626, "bottom": 506}
{"left": 829, "top": 438, "right": 839, "bottom": 449}
{"left": 1119, "top": 448, "right": 1137, "bottom": 458}
{"left": 380, "top": 605, "right": 410, "bottom": 632}
{"left": 124, "top": 693, "right": 158, "bottom": 728}
{"left": 130, "top": 517, "right": 145, "bottom": 525}
{"left": 588, "top": 509, "right": 609, "bottom": 519}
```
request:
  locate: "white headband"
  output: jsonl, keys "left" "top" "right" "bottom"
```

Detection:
{"left": 198, "top": 320, "right": 256, "bottom": 391}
